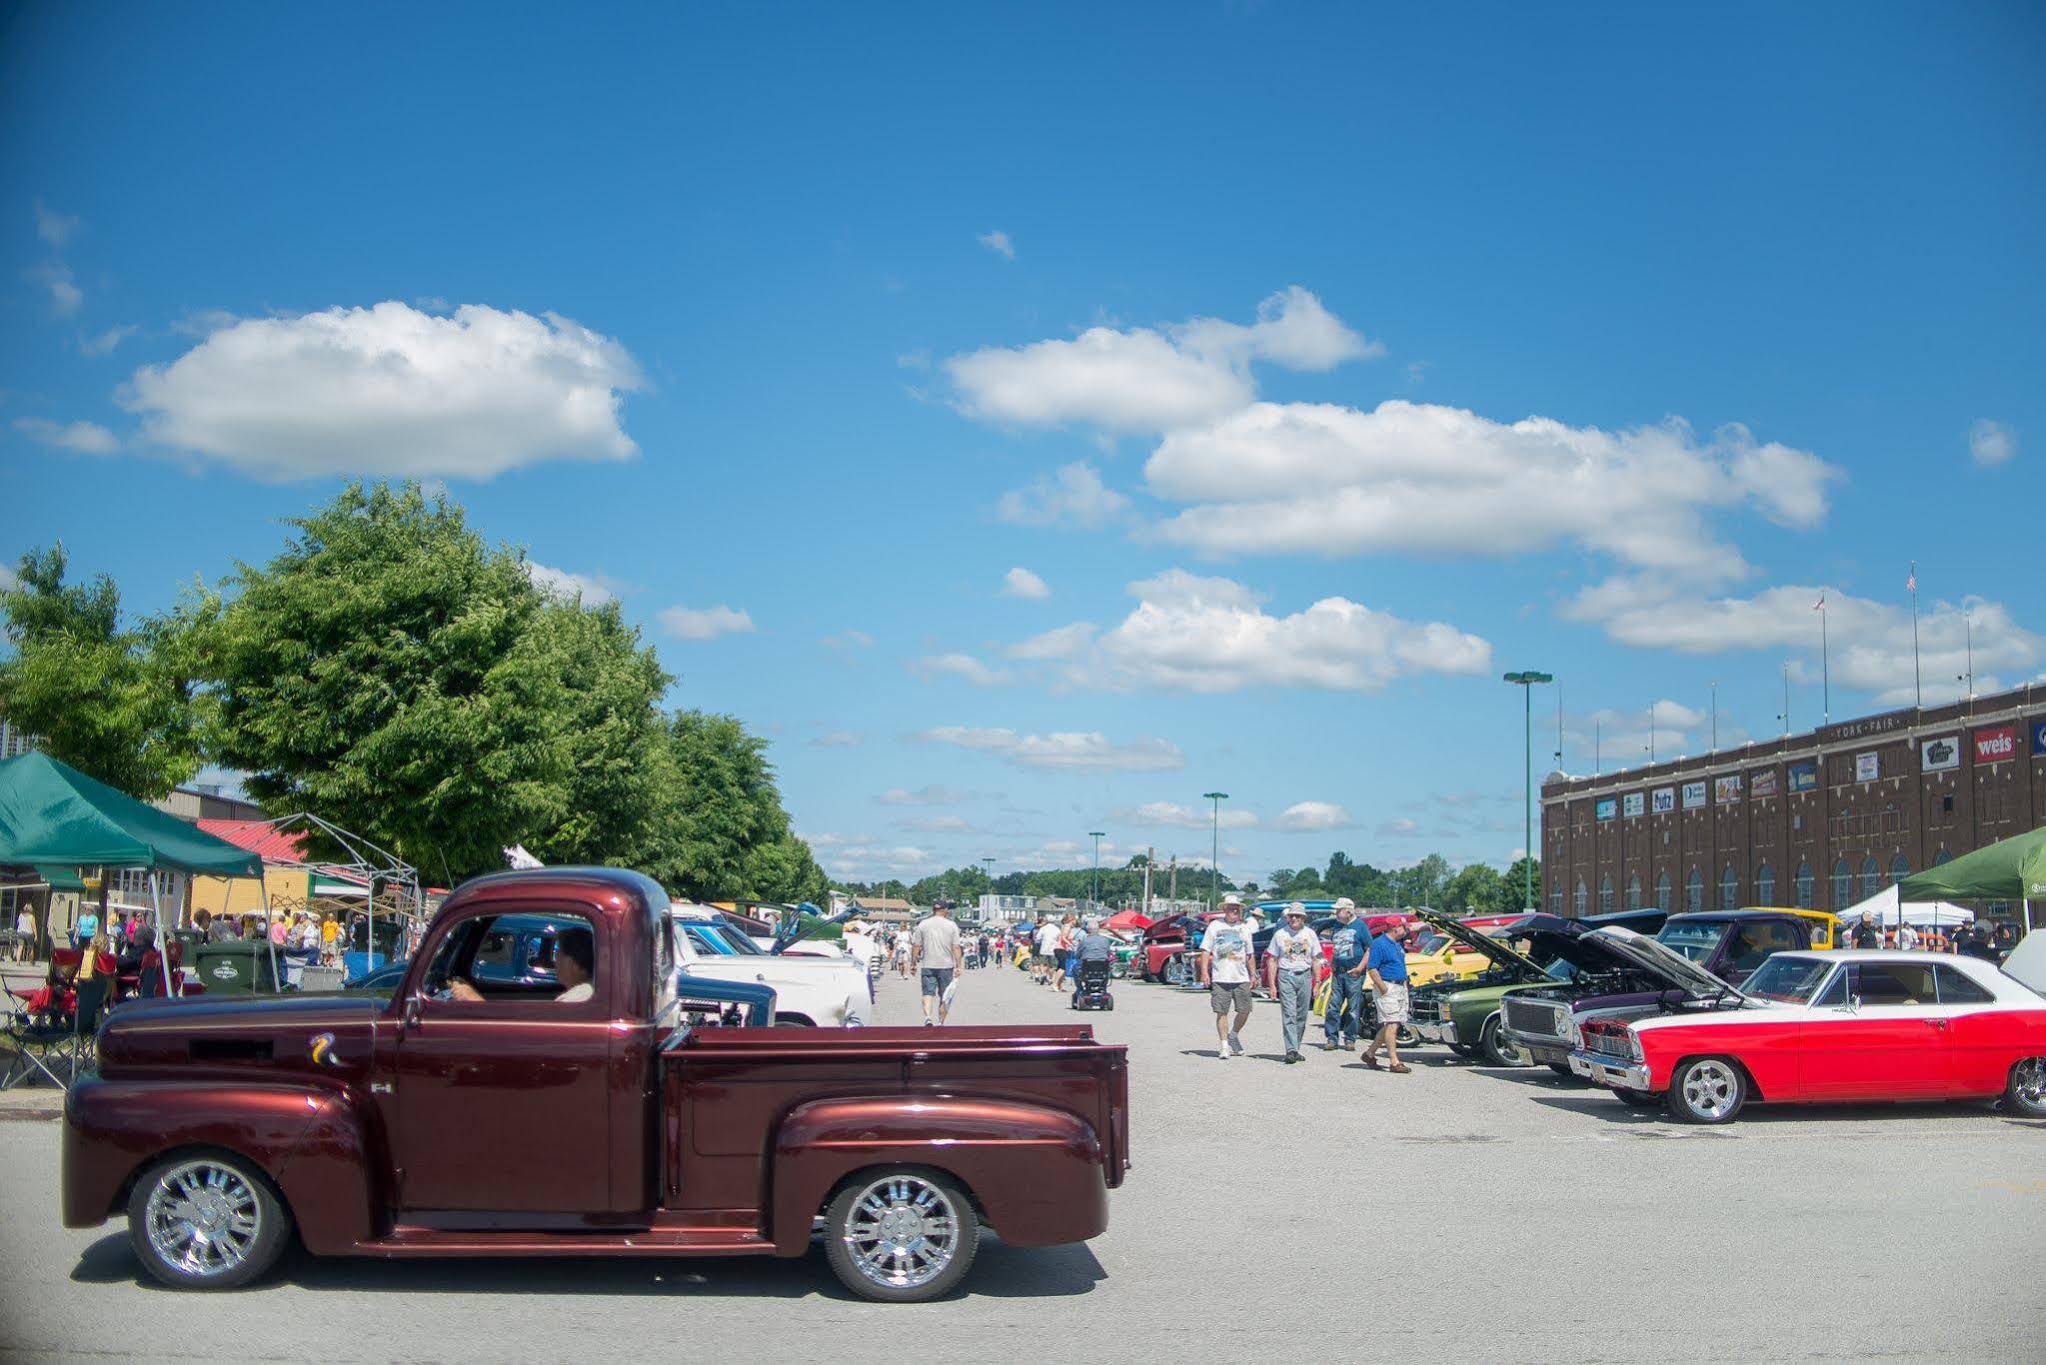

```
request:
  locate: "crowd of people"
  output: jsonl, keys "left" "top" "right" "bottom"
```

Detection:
{"left": 1844, "top": 916, "right": 2016, "bottom": 960}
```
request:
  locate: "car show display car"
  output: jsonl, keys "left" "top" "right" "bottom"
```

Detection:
{"left": 61, "top": 868, "right": 1131, "bottom": 1301}
{"left": 668, "top": 904, "right": 871, "bottom": 1027}
{"left": 1569, "top": 947, "right": 2046, "bottom": 1123}
{"left": 1499, "top": 908, "right": 1826, "bottom": 1071}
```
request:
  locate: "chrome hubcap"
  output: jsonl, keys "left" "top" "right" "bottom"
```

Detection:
{"left": 2015, "top": 1058, "right": 2046, "bottom": 1107}
{"left": 144, "top": 1161, "right": 261, "bottom": 1278}
{"left": 842, "top": 1175, "right": 960, "bottom": 1290}
{"left": 1682, "top": 1061, "right": 1739, "bottom": 1119}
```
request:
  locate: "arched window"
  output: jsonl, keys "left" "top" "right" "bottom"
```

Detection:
{"left": 1685, "top": 867, "right": 1704, "bottom": 913}
{"left": 1720, "top": 864, "right": 1739, "bottom": 911}
{"left": 1599, "top": 876, "right": 1614, "bottom": 915}
{"left": 1627, "top": 873, "right": 1642, "bottom": 910}
{"left": 1831, "top": 859, "right": 1852, "bottom": 911}
{"left": 1795, "top": 860, "right": 1814, "bottom": 909}
{"left": 1861, "top": 856, "right": 1881, "bottom": 899}
{"left": 1655, "top": 871, "right": 1671, "bottom": 912}
{"left": 1890, "top": 853, "right": 1910, "bottom": 885}
{"left": 1573, "top": 879, "right": 1589, "bottom": 917}
{"left": 1551, "top": 887, "right": 1564, "bottom": 915}
{"left": 1933, "top": 847, "right": 1952, "bottom": 866}
{"left": 1756, "top": 862, "right": 1775, "bottom": 905}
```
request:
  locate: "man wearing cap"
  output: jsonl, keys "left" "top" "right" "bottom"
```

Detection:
{"left": 1322, "top": 898, "right": 1369, "bottom": 1051}
{"left": 1198, "top": 895, "right": 1256, "bottom": 1059}
{"left": 1264, "top": 902, "right": 1320, "bottom": 1063}
{"left": 1360, "top": 919, "right": 1413, "bottom": 1073}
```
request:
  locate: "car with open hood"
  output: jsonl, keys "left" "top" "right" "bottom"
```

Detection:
{"left": 1569, "top": 945, "right": 2046, "bottom": 1123}
{"left": 1409, "top": 908, "right": 1667, "bottom": 1067}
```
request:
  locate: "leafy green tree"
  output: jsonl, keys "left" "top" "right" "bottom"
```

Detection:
{"left": 653, "top": 709, "right": 818, "bottom": 903}
{"left": 206, "top": 483, "right": 569, "bottom": 879}
{"left": 1501, "top": 855, "right": 1544, "bottom": 912}
{"left": 1441, "top": 862, "right": 1505, "bottom": 915}
{"left": 0, "top": 545, "right": 208, "bottom": 799}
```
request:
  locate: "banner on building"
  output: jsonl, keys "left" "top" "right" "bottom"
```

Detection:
{"left": 1595, "top": 797, "right": 1618, "bottom": 821}
{"left": 1919, "top": 736, "right": 1959, "bottom": 773}
{"left": 1750, "top": 769, "right": 1779, "bottom": 798}
{"left": 1973, "top": 724, "right": 2019, "bottom": 765}
{"left": 1651, "top": 787, "right": 1676, "bottom": 814}
{"left": 1681, "top": 780, "right": 1707, "bottom": 809}
{"left": 1622, "top": 791, "right": 1645, "bottom": 818}
{"left": 1714, "top": 774, "right": 1742, "bottom": 804}
{"left": 1788, "top": 761, "right": 1817, "bottom": 793}
{"left": 2034, "top": 719, "right": 2046, "bottom": 757}
{"left": 1855, "top": 751, "right": 1880, "bottom": 783}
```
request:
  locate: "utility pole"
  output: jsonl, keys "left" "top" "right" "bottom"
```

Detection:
{"left": 1778, "top": 662, "right": 1791, "bottom": 737}
{"left": 1141, "top": 846, "right": 1155, "bottom": 918}
{"left": 980, "top": 856, "right": 995, "bottom": 919}
{"left": 1709, "top": 681, "right": 1718, "bottom": 752}
{"left": 1088, "top": 831, "right": 1105, "bottom": 913}
{"left": 1202, "top": 793, "right": 1229, "bottom": 913}
{"left": 1503, "top": 672, "right": 1553, "bottom": 911}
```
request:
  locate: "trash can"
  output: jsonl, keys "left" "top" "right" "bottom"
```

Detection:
{"left": 190, "top": 941, "right": 282, "bottom": 995}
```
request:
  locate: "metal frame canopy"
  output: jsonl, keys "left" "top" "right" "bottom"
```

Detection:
{"left": 215, "top": 812, "right": 428, "bottom": 975}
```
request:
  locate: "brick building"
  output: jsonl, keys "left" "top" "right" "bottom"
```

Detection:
{"left": 1541, "top": 684, "right": 2046, "bottom": 920}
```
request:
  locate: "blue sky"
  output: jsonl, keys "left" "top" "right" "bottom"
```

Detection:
{"left": 4, "top": 3, "right": 2042, "bottom": 886}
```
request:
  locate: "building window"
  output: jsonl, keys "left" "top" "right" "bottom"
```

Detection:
{"left": 1831, "top": 859, "right": 1852, "bottom": 911}
{"left": 1860, "top": 856, "right": 1881, "bottom": 900}
{"left": 1756, "top": 863, "right": 1774, "bottom": 905}
{"left": 1719, "top": 864, "right": 1739, "bottom": 912}
{"left": 1794, "top": 860, "right": 1813, "bottom": 909}
{"left": 1573, "top": 879, "right": 1589, "bottom": 918}
{"left": 1890, "top": 853, "right": 1910, "bottom": 885}
{"left": 1626, "top": 874, "right": 1641, "bottom": 910}
{"left": 1933, "top": 847, "right": 1951, "bottom": 866}
{"left": 1655, "top": 872, "right": 1671, "bottom": 912}
{"left": 1685, "top": 867, "right": 1704, "bottom": 913}
{"left": 1598, "top": 876, "right": 1614, "bottom": 915}
{"left": 1550, "top": 887, "right": 1564, "bottom": 915}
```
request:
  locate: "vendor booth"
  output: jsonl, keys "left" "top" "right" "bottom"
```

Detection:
{"left": 1837, "top": 885, "right": 1975, "bottom": 930}
{"left": 1899, "top": 824, "right": 2046, "bottom": 937}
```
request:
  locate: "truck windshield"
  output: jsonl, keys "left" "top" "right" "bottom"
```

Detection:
{"left": 1658, "top": 921, "right": 1728, "bottom": 963}
{"left": 677, "top": 922, "right": 764, "bottom": 956}
{"left": 1740, "top": 956, "right": 1834, "bottom": 1004}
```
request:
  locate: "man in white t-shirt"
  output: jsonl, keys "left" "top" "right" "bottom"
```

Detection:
{"left": 1034, "top": 917, "right": 1062, "bottom": 988}
{"left": 911, "top": 905, "right": 965, "bottom": 1025}
{"left": 1264, "top": 902, "right": 1321, "bottom": 1064}
{"left": 1896, "top": 921, "right": 1920, "bottom": 951}
{"left": 1199, "top": 895, "right": 1256, "bottom": 1059}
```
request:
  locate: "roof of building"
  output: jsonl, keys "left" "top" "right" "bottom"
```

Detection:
{"left": 195, "top": 820, "right": 311, "bottom": 864}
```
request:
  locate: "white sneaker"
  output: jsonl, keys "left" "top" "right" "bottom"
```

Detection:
{"left": 1217, "top": 1046, "right": 1231, "bottom": 1060}
{"left": 1228, "top": 1031, "right": 1245, "bottom": 1056}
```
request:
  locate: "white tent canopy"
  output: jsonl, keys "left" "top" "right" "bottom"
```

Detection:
{"left": 1838, "top": 884, "right": 1975, "bottom": 929}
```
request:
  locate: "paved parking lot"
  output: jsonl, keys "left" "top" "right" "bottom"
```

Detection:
{"left": 2, "top": 960, "right": 2042, "bottom": 1362}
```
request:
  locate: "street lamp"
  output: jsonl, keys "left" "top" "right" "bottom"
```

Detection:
{"left": 981, "top": 856, "right": 995, "bottom": 918}
{"left": 1502, "top": 672, "right": 1554, "bottom": 912}
{"left": 1202, "top": 792, "right": 1229, "bottom": 913}
{"left": 1088, "top": 832, "right": 1105, "bottom": 912}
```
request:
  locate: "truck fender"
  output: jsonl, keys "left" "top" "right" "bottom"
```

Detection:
{"left": 62, "top": 1080, "right": 326, "bottom": 1231}
{"left": 769, "top": 1096, "right": 1107, "bottom": 1254}
{"left": 273, "top": 1087, "right": 388, "bottom": 1254}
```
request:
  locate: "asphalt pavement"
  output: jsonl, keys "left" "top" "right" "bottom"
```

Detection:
{"left": 1, "top": 958, "right": 2042, "bottom": 1362}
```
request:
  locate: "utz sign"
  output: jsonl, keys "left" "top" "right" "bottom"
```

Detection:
{"left": 1651, "top": 787, "right": 1676, "bottom": 814}
{"left": 1973, "top": 724, "right": 2019, "bottom": 765}
{"left": 1622, "top": 791, "right": 1645, "bottom": 818}
{"left": 1920, "top": 737, "right": 1960, "bottom": 773}
{"left": 1680, "top": 781, "right": 1707, "bottom": 810}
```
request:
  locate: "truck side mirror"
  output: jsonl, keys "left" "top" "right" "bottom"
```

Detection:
{"left": 1847, "top": 994, "right": 1862, "bottom": 1013}
{"left": 402, "top": 992, "right": 423, "bottom": 1031}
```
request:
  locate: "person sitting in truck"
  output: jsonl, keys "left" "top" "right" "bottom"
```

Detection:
{"left": 446, "top": 926, "right": 597, "bottom": 1004}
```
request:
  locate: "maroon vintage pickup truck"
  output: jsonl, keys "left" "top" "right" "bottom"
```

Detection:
{"left": 62, "top": 868, "right": 1130, "bottom": 1302}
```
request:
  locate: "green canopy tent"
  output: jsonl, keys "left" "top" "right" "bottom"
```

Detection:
{"left": 0, "top": 751, "right": 265, "bottom": 993}
{"left": 1897, "top": 824, "right": 2046, "bottom": 936}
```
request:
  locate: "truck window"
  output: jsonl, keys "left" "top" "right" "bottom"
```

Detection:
{"left": 428, "top": 912, "right": 599, "bottom": 1004}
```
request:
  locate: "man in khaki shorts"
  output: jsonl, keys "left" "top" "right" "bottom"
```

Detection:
{"left": 1199, "top": 895, "right": 1256, "bottom": 1059}
{"left": 1360, "top": 918, "right": 1412, "bottom": 1073}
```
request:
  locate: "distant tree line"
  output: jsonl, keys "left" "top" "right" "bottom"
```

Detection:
{"left": 0, "top": 482, "right": 825, "bottom": 904}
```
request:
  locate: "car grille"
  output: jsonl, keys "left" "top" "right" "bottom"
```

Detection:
{"left": 1503, "top": 996, "right": 1568, "bottom": 1040}
{"left": 1585, "top": 1029, "right": 1633, "bottom": 1059}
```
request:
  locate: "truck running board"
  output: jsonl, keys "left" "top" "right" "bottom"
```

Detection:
{"left": 357, "top": 1226, "right": 777, "bottom": 1258}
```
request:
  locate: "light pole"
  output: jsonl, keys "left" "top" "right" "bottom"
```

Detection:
{"left": 1088, "top": 831, "right": 1105, "bottom": 912}
{"left": 981, "top": 856, "right": 995, "bottom": 918}
{"left": 1503, "top": 672, "right": 1553, "bottom": 911}
{"left": 1202, "top": 792, "right": 1229, "bottom": 913}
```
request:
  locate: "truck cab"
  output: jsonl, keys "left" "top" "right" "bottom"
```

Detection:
{"left": 62, "top": 868, "right": 1129, "bottom": 1302}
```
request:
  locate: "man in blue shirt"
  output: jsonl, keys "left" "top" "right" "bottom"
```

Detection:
{"left": 1321, "top": 899, "right": 1370, "bottom": 1051}
{"left": 1360, "top": 918, "right": 1412, "bottom": 1073}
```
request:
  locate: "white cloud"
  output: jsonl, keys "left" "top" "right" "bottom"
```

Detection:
{"left": 809, "top": 731, "right": 864, "bottom": 748}
{"left": 1377, "top": 816, "right": 1420, "bottom": 838}
{"left": 1970, "top": 419, "right": 2016, "bottom": 467}
{"left": 919, "top": 726, "right": 1186, "bottom": 773}
{"left": 525, "top": 561, "right": 620, "bottom": 606}
{"left": 30, "top": 261, "right": 81, "bottom": 315}
{"left": 1567, "top": 579, "right": 2042, "bottom": 708}
{"left": 822, "top": 630, "right": 876, "bottom": 650}
{"left": 1146, "top": 401, "right": 1837, "bottom": 580}
{"left": 996, "top": 460, "right": 1130, "bottom": 529}
{"left": 1276, "top": 801, "right": 1355, "bottom": 832}
{"left": 976, "top": 229, "right": 1015, "bottom": 261}
{"left": 14, "top": 417, "right": 118, "bottom": 455}
{"left": 946, "top": 287, "right": 1378, "bottom": 435}
{"left": 900, "top": 813, "right": 974, "bottom": 833}
{"left": 659, "top": 604, "right": 755, "bottom": 640}
{"left": 877, "top": 785, "right": 975, "bottom": 806}
{"left": 914, "top": 653, "right": 1012, "bottom": 687}
{"left": 1000, "top": 566, "right": 1050, "bottom": 600}
{"left": 1004, "top": 568, "right": 1490, "bottom": 693}
{"left": 80, "top": 324, "right": 138, "bottom": 357}
{"left": 122, "top": 302, "right": 644, "bottom": 481}
{"left": 1121, "top": 800, "right": 1260, "bottom": 830}
{"left": 34, "top": 201, "right": 80, "bottom": 248}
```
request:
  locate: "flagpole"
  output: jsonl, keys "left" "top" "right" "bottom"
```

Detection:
{"left": 1909, "top": 563, "right": 1921, "bottom": 710}
{"left": 1819, "top": 596, "right": 1830, "bottom": 725}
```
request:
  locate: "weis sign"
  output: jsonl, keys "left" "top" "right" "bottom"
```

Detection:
{"left": 1973, "top": 724, "right": 2018, "bottom": 765}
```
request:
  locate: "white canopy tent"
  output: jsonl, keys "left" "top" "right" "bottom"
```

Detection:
{"left": 1837, "top": 884, "right": 1976, "bottom": 929}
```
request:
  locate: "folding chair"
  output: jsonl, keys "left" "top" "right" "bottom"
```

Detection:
{"left": 3, "top": 988, "right": 76, "bottom": 1089}
{"left": 68, "top": 976, "right": 110, "bottom": 1080}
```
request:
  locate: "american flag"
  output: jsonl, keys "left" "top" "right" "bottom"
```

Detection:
{"left": 1813, "top": 591, "right": 1825, "bottom": 611}
{"left": 1907, "top": 565, "right": 1917, "bottom": 594}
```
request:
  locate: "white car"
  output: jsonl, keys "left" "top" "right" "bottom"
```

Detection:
{"left": 667, "top": 907, "right": 869, "bottom": 1027}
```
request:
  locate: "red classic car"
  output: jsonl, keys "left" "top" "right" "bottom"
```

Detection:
{"left": 1569, "top": 942, "right": 2046, "bottom": 1124}
{"left": 61, "top": 868, "right": 1130, "bottom": 1301}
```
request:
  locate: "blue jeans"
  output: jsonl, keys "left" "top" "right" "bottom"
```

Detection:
{"left": 1278, "top": 969, "right": 1314, "bottom": 1054}
{"left": 1325, "top": 970, "right": 1365, "bottom": 1044}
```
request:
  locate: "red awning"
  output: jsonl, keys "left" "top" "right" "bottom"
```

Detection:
{"left": 1103, "top": 909, "right": 1153, "bottom": 932}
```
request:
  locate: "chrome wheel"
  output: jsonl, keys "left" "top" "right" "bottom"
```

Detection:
{"left": 840, "top": 1174, "right": 963, "bottom": 1291}
{"left": 1678, "top": 1059, "right": 1742, "bottom": 1122}
{"left": 143, "top": 1160, "right": 264, "bottom": 1280}
{"left": 2010, "top": 1057, "right": 2046, "bottom": 1115}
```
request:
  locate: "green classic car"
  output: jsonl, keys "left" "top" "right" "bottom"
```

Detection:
{"left": 1408, "top": 908, "right": 1666, "bottom": 1067}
